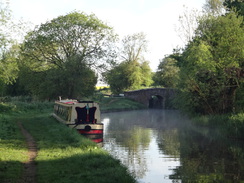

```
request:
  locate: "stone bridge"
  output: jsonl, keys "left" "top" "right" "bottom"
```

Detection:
{"left": 124, "top": 88, "right": 176, "bottom": 109}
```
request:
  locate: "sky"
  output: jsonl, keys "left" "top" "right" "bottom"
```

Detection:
{"left": 9, "top": 0, "right": 206, "bottom": 71}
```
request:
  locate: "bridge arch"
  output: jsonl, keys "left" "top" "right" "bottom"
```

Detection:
{"left": 124, "top": 88, "right": 176, "bottom": 109}
{"left": 149, "top": 95, "right": 164, "bottom": 109}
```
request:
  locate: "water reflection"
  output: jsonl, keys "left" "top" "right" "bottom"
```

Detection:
{"left": 101, "top": 109, "right": 244, "bottom": 183}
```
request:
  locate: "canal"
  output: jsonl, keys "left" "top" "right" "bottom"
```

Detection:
{"left": 101, "top": 109, "right": 244, "bottom": 183}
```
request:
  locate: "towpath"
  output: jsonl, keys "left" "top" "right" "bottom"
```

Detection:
{"left": 17, "top": 122, "right": 38, "bottom": 183}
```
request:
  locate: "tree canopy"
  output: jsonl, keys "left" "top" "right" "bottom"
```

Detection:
{"left": 0, "top": 1, "right": 19, "bottom": 85}
{"left": 104, "top": 33, "right": 152, "bottom": 94}
{"left": 19, "top": 11, "right": 117, "bottom": 99}
{"left": 176, "top": 12, "right": 244, "bottom": 114}
{"left": 153, "top": 56, "right": 179, "bottom": 88}
{"left": 224, "top": 0, "right": 244, "bottom": 16}
{"left": 21, "top": 11, "right": 117, "bottom": 72}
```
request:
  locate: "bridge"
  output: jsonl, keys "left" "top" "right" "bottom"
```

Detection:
{"left": 124, "top": 88, "right": 176, "bottom": 109}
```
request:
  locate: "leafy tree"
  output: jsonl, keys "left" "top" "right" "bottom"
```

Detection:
{"left": 176, "top": 12, "right": 244, "bottom": 114}
{"left": 153, "top": 56, "right": 179, "bottom": 88}
{"left": 0, "top": 1, "right": 20, "bottom": 85}
{"left": 0, "top": 44, "right": 19, "bottom": 85}
{"left": 224, "top": 0, "right": 244, "bottom": 16}
{"left": 104, "top": 61, "right": 132, "bottom": 94}
{"left": 104, "top": 33, "right": 152, "bottom": 94}
{"left": 21, "top": 11, "right": 117, "bottom": 71}
{"left": 140, "top": 61, "right": 153, "bottom": 87}
{"left": 20, "top": 11, "right": 117, "bottom": 99}
{"left": 19, "top": 56, "right": 97, "bottom": 99}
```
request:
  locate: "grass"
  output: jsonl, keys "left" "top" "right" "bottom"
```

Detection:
{"left": 0, "top": 115, "right": 28, "bottom": 182}
{"left": 0, "top": 100, "right": 137, "bottom": 183}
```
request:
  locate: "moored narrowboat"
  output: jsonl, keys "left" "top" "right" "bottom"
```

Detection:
{"left": 52, "top": 99, "right": 103, "bottom": 142}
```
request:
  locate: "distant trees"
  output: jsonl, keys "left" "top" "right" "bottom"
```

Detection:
{"left": 19, "top": 12, "right": 117, "bottom": 99}
{"left": 104, "top": 33, "right": 152, "bottom": 94}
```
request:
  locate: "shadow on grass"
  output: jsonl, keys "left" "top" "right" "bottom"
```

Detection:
{"left": 37, "top": 153, "right": 134, "bottom": 183}
{"left": 0, "top": 161, "right": 23, "bottom": 183}
{"left": 0, "top": 152, "right": 135, "bottom": 183}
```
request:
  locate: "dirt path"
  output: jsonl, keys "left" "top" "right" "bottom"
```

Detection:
{"left": 17, "top": 122, "right": 38, "bottom": 183}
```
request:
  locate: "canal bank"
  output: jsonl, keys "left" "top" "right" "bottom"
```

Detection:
{"left": 0, "top": 101, "right": 137, "bottom": 183}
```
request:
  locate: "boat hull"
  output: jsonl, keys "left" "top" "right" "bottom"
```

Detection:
{"left": 67, "top": 123, "right": 104, "bottom": 135}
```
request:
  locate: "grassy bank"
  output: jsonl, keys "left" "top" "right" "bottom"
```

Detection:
{"left": 191, "top": 113, "right": 244, "bottom": 139}
{"left": 0, "top": 100, "right": 137, "bottom": 183}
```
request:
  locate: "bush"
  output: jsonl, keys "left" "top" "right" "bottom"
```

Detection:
{"left": 0, "top": 103, "right": 16, "bottom": 113}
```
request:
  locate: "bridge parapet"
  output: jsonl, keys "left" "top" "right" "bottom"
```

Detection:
{"left": 124, "top": 88, "right": 176, "bottom": 109}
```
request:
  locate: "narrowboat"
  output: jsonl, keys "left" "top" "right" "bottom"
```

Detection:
{"left": 52, "top": 99, "right": 103, "bottom": 143}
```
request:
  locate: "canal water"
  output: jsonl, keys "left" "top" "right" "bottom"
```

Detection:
{"left": 101, "top": 109, "right": 244, "bottom": 183}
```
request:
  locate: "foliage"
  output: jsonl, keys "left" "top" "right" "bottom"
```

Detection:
{"left": 175, "top": 12, "right": 244, "bottom": 115}
{"left": 0, "top": 102, "right": 15, "bottom": 112}
{"left": 19, "top": 58, "right": 97, "bottom": 99}
{"left": 104, "top": 33, "right": 152, "bottom": 94}
{"left": 224, "top": 0, "right": 244, "bottom": 16}
{"left": 99, "top": 97, "right": 146, "bottom": 112}
{"left": 0, "top": 1, "right": 22, "bottom": 85}
{"left": 104, "top": 60, "right": 152, "bottom": 94}
{"left": 153, "top": 56, "right": 180, "bottom": 88}
{"left": 21, "top": 11, "right": 117, "bottom": 71}
{"left": 191, "top": 112, "right": 244, "bottom": 139}
{"left": 203, "top": 0, "right": 225, "bottom": 16}
{"left": 19, "top": 11, "right": 116, "bottom": 99}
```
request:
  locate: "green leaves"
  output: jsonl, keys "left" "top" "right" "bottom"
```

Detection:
{"left": 22, "top": 11, "right": 117, "bottom": 70}
{"left": 104, "top": 33, "right": 152, "bottom": 94}
{"left": 104, "top": 60, "right": 152, "bottom": 94}
{"left": 19, "top": 11, "right": 117, "bottom": 99}
{"left": 153, "top": 56, "right": 180, "bottom": 88}
{"left": 176, "top": 12, "right": 244, "bottom": 114}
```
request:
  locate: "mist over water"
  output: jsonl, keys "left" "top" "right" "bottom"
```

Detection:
{"left": 101, "top": 109, "right": 244, "bottom": 183}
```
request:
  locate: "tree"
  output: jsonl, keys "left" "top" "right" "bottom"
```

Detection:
{"left": 120, "top": 32, "right": 147, "bottom": 62}
{"left": 176, "top": 6, "right": 202, "bottom": 45}
{"left": 20, "top": 11, "right": 117, "bottom": 99}
{"left": 203, "top": 0, "right": 225, "bottom": 15}
{"left": 104, "top": 33, "right": 152, "bottom": 94}
{"left": 22, "top": 11, "right": 117, "bottom": 71}
{"left": 177, "top": 12, "right": 244, "bottom": 114}
{"left": 104, "top": 62, "right": 131, "bottom": 94}
{"left": 0, "top": 1, "right": 20, "bottom": 85}
{"left": 153, "top": 56, "right": 180, "bottom": 88}
{"left": 224, "top": 0, "right": 244, "bottom": 16}
{"left": 19, "top": 56, "right": 97, "bottom": 99}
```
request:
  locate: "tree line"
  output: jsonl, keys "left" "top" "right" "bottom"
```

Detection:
{"left": 0, "top": 0, "right": 244, "bottom": 115}
{"left": 154, "top": 0, "right": 244, "bottom": 115}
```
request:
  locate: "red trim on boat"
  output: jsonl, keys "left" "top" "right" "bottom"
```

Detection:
{"left": 78, "top": 129, "right": 103, "bottom": 134}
